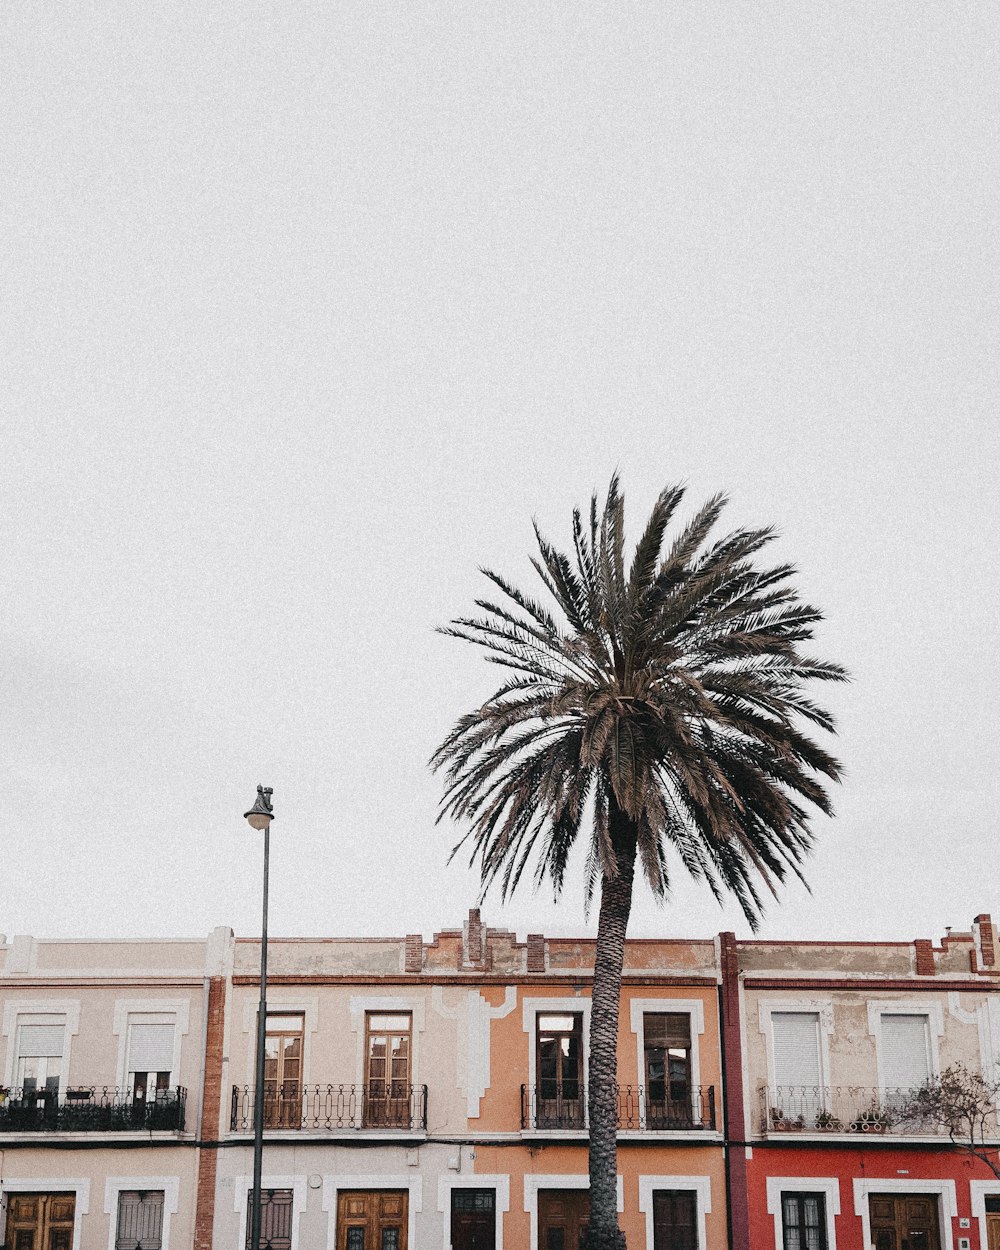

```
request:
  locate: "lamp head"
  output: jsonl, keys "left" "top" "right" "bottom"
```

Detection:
{"left": 244, "top": 785, "right": 275, "bottom": 831}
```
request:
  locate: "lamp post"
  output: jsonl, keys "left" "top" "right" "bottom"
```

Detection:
{"left": 244, "top": 784, "right": 274, "bottom": 1250}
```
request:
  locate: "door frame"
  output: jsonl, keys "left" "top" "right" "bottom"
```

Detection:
{"left": 0, "top": 1180, "right": 90, "bottom": 1250}
{"left": 233, "top": 1174, "right": 307, "bottom": 1250}
{"left": 523, "top": 1174, "right": 623, "bottom": 1250}
{"left": 640, "top": 1176, "right": 712, "bottom": 1250}
{"left": 322, "top": 1175, "right": 422, "bottom": 1250}
{"left": 970, "top": 1181, "right": 1000, "bottom": 1250}
{"left": 438, "top": 1175, "right": 510, "bottom": 1250}
{"left": 853, "top": 1180, "right": 956, "bottom": 1250}
{"left": 103, "top": 1177, "right": 180, "bottom": 1250}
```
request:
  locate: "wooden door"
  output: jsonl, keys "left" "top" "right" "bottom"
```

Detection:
{"left": 653, "top": 1190, "right": 697, "bottom": 1250}
{"left": 869, "top": 1195, "right": 940, "bottom": 1250}
{"left": 451, "top": 1188, "right": 496, "bottom": 1250}
{"left": 986, "top": 1212, "right": 1000, "bottom": 1250}
{"left": 364, "top": 1013, "right": 412, "bottom": 1127}
{"left": 337, "top": 1190, "right": 408, "bottom": 1250}
{"left": 538, "top": 1190, "right": 589, "bottom": 1250}
{"left": 264, "top": 1013, "right": 304, "bottom": 1128}
{"left": 5, "top": 1193, "right": 76, "bottom": 1250}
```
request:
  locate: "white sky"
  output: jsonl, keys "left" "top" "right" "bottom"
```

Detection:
{"left": 2, "top": 4, "right": 998, "bottom": 947}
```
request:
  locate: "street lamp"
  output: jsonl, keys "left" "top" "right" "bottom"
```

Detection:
{"left": 244, "top": 784, "right": 274, "bottom": 1250}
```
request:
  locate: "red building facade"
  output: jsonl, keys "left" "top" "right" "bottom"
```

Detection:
{"left": 723, "top": 917, "right": 1000, "bottom": 1250}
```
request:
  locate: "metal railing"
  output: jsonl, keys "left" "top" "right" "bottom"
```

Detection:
{"left": 0, "top": 1086, "right": 186, "bottom": 1132}
{"left": 230, "top": 1084, "right": 428, "bottom": 1132}
{"left": 759, "top": 1085, "right": 955, "bottom": 1136}
{"left": 520, "top": 1084, "right": 716, "bottom": 1131}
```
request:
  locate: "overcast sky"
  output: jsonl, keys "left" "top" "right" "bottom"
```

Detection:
{"left": 2, "top": 3, "right": 998, "bottom": 947}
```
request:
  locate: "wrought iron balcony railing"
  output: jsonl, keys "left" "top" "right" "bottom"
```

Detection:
{"left": 0, "top": 1087, "right": 186, "bottom": 1132}
{"left": 759, "top": 1085, "right": 957, "bottom": 1136}
{"left": 520, "top": 1084, "right": 716, "bottom": 1131}
{"left": 229, "top": 1084, "right": 428, "bottom": 1132}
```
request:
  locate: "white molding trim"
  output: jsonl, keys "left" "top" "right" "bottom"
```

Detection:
{"left": 2, "top": 999, "right": 81, "bottom": 1090}
{"left": 1, "top": 1177, "right": 90, "bottom": 1250}
{"left": 437, "top": 1173, "right": 510, "bottom": 1250}
{"left": 523, "top": 1173, "right": 622, "bottom": 1250}
{"left": 103, "top": 1176, "right": 180, "bottom": 1250}
{"left": 629, "top": 999, "right": 705, "bottom": 1129}
{"left": 467, "top": 988, "right": 518, "bottom": 1118}
{"left": 637, "top": 1175, "right": 711, "bottom": 1250}
{"left": 758, "top": 999, "right": 834, "bottom": 1093}
{"left": 866, "top": 1001, "right": 944, "bottom": 1099}
{"left": 112, "top": 1000, "right": 191, "bottom": 1089}
{"left": 233, "top": 1174, "right": 307, "bottom": 1250}
{"left": 322, "top": 1173, "right": 422, "bottom": 1250}
{"left": 241, "top": 996, "right": 319, "bottom": 1086}
{"left": 522, "top": 997, "right": 592, "bottom": 1103}
{"left": 765, "top": 1177, "right": 840, "bottom": 1250}
{"left": 970, "top": 1179, "right": 1000, "bottom": 1250}
{"left": 349, "top": 995, "right": 426, "bottom": 1089}
{"left": 853, "top": 1178, "right": 956, "bottom": 1250}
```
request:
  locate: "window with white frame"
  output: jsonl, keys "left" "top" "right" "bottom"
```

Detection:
{"left": 14, "top": 1017, "right": 66, "bottom": 1094}
{"left": 126, "top": 1017, "right": 176, "bottom": 1106}
{"left": 880, "top": 1014, "right": 931, "bottom": 1107}
{"left": 771, "top": 1012, "right": 822, "bottom": 1126}
{"left": 780, "top": 1191, "right": 828, "bottom": 1250}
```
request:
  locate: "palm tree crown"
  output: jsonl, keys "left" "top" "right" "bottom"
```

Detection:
{"left": 432, "top": 477, "right": 846, "bottom": 1250}
{"left": 433, "top": 477, "right": 846, "bottom": 925}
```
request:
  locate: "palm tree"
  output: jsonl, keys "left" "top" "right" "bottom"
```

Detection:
{"left": 432, "top": 477, "right": 846, "bottom": 1250}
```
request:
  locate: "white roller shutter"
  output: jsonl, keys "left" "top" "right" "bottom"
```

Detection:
{"left": 881, "top": 1014, "right": 930, "bottom": 1094}
{"left": 16, "top": 1024, "right": 65, "bottom": 1058}
{"left": 772, "top": 1013, "right": 821, "bottom": 1088}
{"left": 127, "top": 1024, "right": 174, "bottom": 1074}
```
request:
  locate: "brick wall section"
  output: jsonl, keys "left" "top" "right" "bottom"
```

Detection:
{"left": 720, "top": 932, "right": 750, "bottom": 1250}
{"left": 467, "top": 909, "right": 483, "bottom": 963}
{"left": 194, "top": 976, "right": 227, "bottom": 1250}
{"left": 914, "top": 939, "right": 935, "bottom": 976}
{"left": 405, "top": 934, "right": 423, "bottom": 973}
{"left": 977, "top": 914, "right": 997, "bottom": 968}
{"left": 526, "top": 934, "right": 545, "bottom": 973}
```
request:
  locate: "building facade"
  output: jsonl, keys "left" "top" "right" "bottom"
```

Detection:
{"left": 1, "top": 912, "right": 999, "bottom": 1249}
{"left": 726, "top": 916, "right": 1000, "bottom": 1250}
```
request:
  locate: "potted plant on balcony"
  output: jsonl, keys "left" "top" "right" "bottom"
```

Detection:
{"left": 770, "top": 1107, "right": 804, "bottom": 1131}
{"left": 814, "top": 1109, "right": 843, "bottom": 1131}
{"left": 850, "top": 1103, "right": 893, "bottom": 1134}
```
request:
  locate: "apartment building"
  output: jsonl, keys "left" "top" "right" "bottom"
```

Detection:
{"left": 0, "top": 927, "right": 229, "bottom": 1250}
{"left": 2, "top": 912, "right": 1000, "bottom": 1249}
{"left": 725, "top": 916, "right": 1000, "bottom": 1250}
{"left": 212, "top": 913, "right": 727, "bottom": 1249}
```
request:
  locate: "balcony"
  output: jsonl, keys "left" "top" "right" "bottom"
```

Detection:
{"left": 229, "top": 1084, "right": 428, "bottom": 1133}
{"left": 759, "top": 1085, "right": 958, "bottom": 1137}
{"left": 0, "top": 1087, "right": 186, "bottom": 1132}
{"left": 520, "top": 1085, "right": 716, "bottom": 1131}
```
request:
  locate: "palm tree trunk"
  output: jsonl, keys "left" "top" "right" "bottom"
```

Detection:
{"left": 586, "top": 813, "right": 636, "bottom": 1250}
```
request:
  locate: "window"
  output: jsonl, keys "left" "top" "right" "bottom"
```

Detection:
{"left": 771, "top": 1012, "right": 822, "bottom": 1125}
{"left": 116, "top": 1190, "right": 164, "bottom": 1250}
{"left": 881, "top": 1014, "right": 931, "bottom": 1106}
{"left": 127, "top": 1018, "right": 174, "bottom": 1104}
{"left": 364, "top": 1012, "right": 412, "bottom": 1127}
{"left": 264, "top": 1014, "right": 304, "bottom": 1128}
{"left": 652, "top": 1190, "right": 697, "bottom": 1250}
{"left": 15, "top": 1018, "right": 65, "bottom": 1094}
{"left": 536, "top": 1014, "right": 584, "bottom": 1128}
{"left": 245, "top": 1188, "right": 293, "bottom": 1250}
{"left": 644, "top": 1014, "right": 692, "bottom": 1127}
{"left": 781, "top": 1192, "right": 828, "bottom": 1250}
